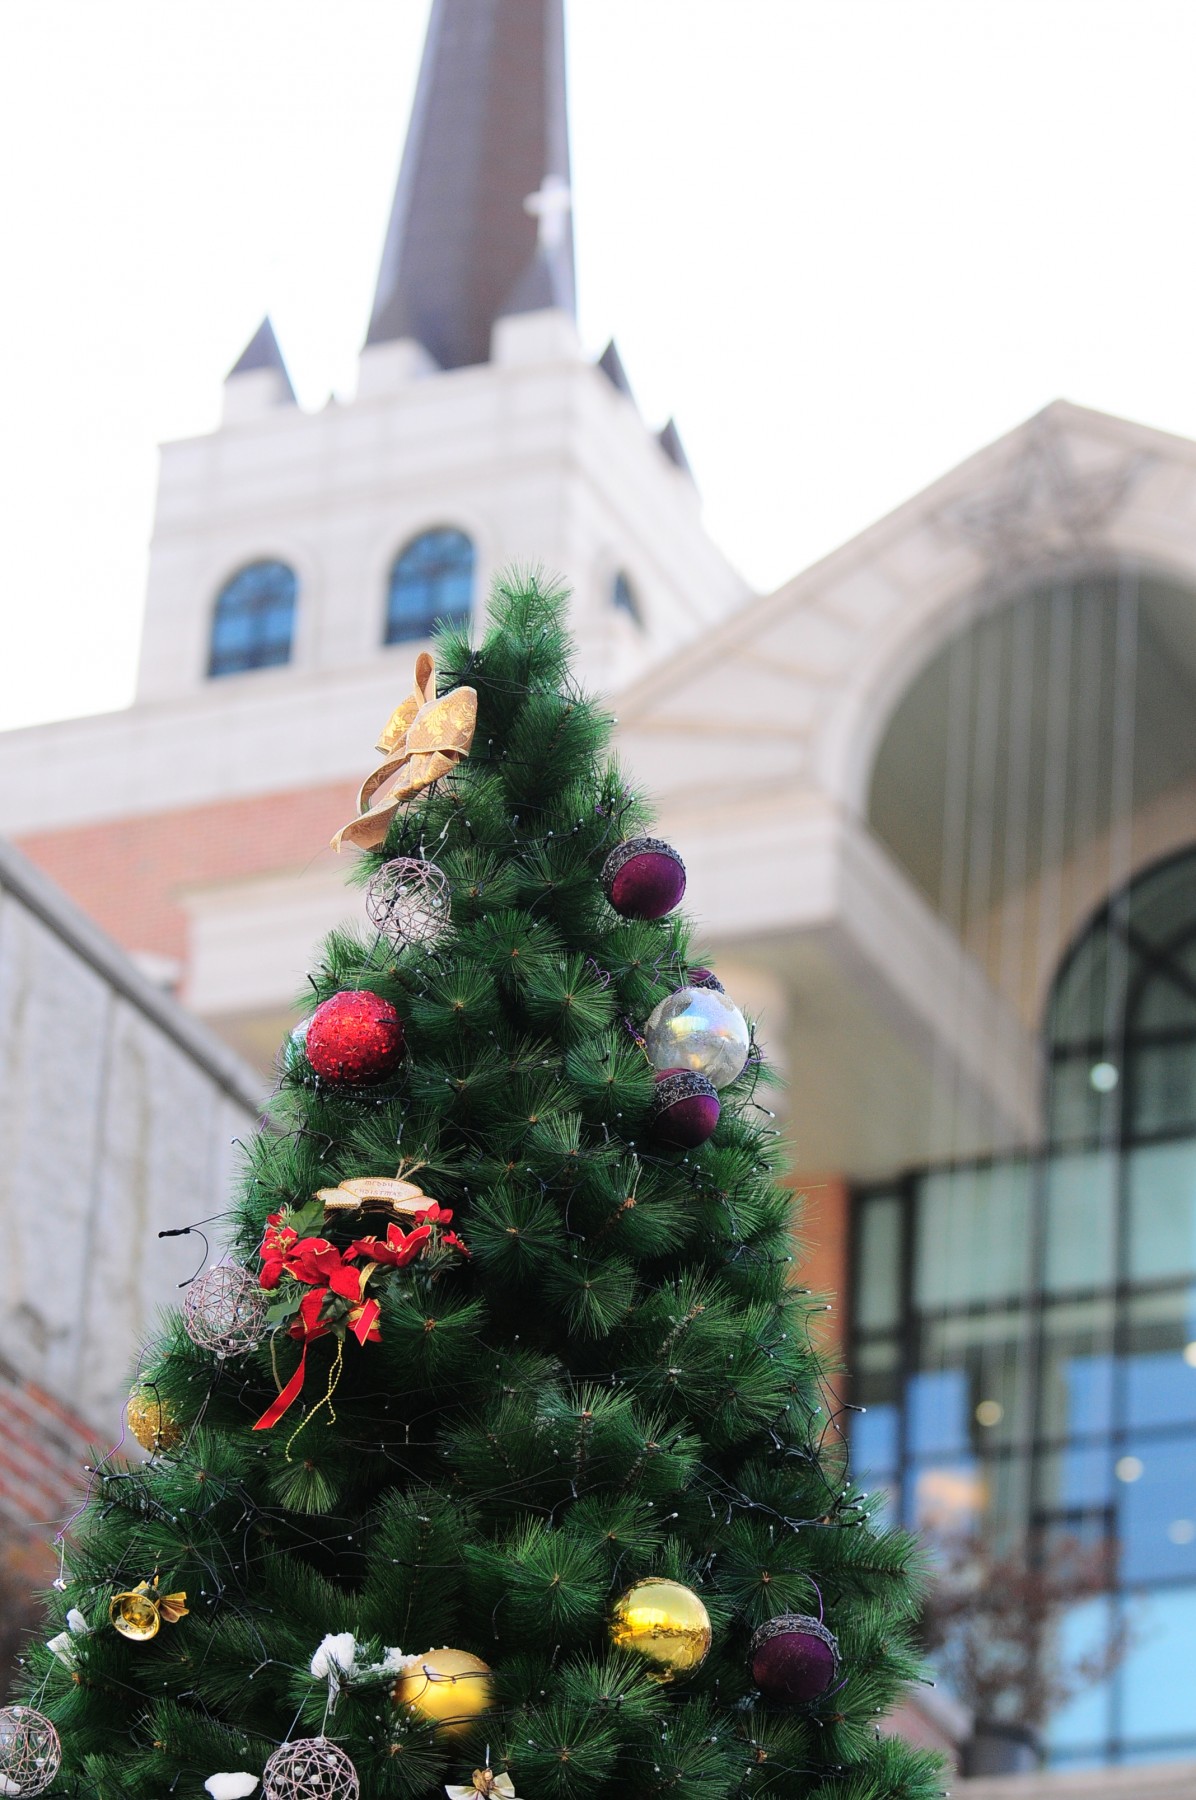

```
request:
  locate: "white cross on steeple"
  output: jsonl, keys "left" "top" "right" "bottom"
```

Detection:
{"left": 523, "top": 173, "right": 572, "bottom": 253}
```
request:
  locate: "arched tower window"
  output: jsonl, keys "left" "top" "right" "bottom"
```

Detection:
{"left": 385, "top": 529, "right": 474, "bottom": 644}
{"left": 207, "top": 560, "right": 297, "bottom": 677}
{"left": 611, "top": 570, "right": 644, "bottom": 628}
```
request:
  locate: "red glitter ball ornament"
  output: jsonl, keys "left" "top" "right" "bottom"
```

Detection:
{"left": 305, "top": 991, "right": 405, "bottom": 1086}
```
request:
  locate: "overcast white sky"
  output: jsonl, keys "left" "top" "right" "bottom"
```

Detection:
{"left": 3, "top": 0, "right": 1196, "bottom": 729}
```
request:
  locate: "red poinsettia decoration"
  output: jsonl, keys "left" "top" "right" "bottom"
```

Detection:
{"left": 253, "top": 1199, "right": 468, "bottom": 1430}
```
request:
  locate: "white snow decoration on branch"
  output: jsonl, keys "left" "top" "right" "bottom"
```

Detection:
{"left": 204, "top": 1775, "right": 259, "bottom": 1799}
{"left": 309, "top": 1632, "right": 358, "bottom": 1683}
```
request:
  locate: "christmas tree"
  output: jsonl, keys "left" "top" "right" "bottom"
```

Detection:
{"left": 7, "top": 579, "right": 940, "bottom": 1800}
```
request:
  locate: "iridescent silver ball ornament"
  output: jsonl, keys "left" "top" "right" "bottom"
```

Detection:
{"left": 0, "top": 1706, "right": 62, "bottom": 1797}
{"left": 182, "top": 1263, "right": 269, "bottom": 1357}
{"left": 365, "top": 857, "right": 451, "bottom": 951}
{"left": 262, "top": 1738, "right": 360, "bottom": 1800}
{"left": 643, "top": 985, "right": 751, "bottom": 1089}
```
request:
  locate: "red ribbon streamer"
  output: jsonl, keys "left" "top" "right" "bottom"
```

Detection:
{"left": 253, "top": 1343, "right": 309, "bottom": 1431}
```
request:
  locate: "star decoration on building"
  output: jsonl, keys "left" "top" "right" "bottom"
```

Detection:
{"left": 941, "top": 415, "right": 1148, "bottom": 571}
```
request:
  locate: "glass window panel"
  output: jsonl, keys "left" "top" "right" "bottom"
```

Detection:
{"left": 1047, "top": 1055, "right": 1120, "bottom": 1147}
{"left": 1117, "top": 1435, "right": 1196, "bottom": 1583}
{"left": 1044, "top": 1151, "right": 1117, "bottom": 1291}
{"left": 854, "top": 1194, "right": 903, "bottom": 1331}
{"left": 1127, "top": 1139, "right": 1196, "bottom": 1280}
{"left": 1123, "top": 1287, "right": 1196, "bottom": 1431}
{"left": 918, "top": 1309, "right": 1035, "bottom": 1450}
{"left": 851, "top": 1338, "right": 900, "bottom": 1474}
{"left": 851, "top": 1403, "right": 898, "bottom": 1475}
{"left": 1129, "top": 1041, "right": 1196, "bottom": 1137}
{"left": 908, "top": 1458, "right": 985, "bottom": 1533}
{"left": 907, "top": 1369, "right": 968, "bottom": 1459}
{"left": 1049, "top": 928, "right": 1126, "bottom": 1050}
{"left": 914, "top": 1162, "right": 1032, "bottom": 1309}
{"left": 207, "top": 559, "right": 297, "bottom": 677}
{"left": 1045, "top": 1595, "right": 1116, "bottom": 1754}
{"left": 1037, "top": 1299, "right": 1117, "bottom": 1442}
{"left": 1118, "top": 1584, "right": 1196, "bottom": 1746}
{"left": 385, "top": 528, "right": 474, "bottom": 643}
{"left": 1135, "top": 973, "right": 1196, "bottom": 1030}
{"left": 1036, "top": 1441, "right": 1114, "bottom": 1513}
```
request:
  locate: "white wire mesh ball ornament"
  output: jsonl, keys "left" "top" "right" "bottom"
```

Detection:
{"left": 365, "top": 857, "right": 451, "bottom": 951}
{"left": 182, "top": 1263, "right": 269, "bottom": 1357}
{"left": 262, "top": 1739, "right": 359, "bottom": 1800}
{"left": 0, "top": 1706, "right": 62, "bottom": 1797}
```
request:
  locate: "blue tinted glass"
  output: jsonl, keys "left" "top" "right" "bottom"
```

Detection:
{"left": 208, "top": 560, "right": 297, "bottom": 677}
{"left": 1118, "top": 1436, "right": 1196, "bottom": 1583}
{"left": 386, "top": 529, "right": 474, "bottom": 643}
{"left": 1046, "top": 1596, "right": 1116, "bottom": 1753}
{"left": 907, "top": 1369, "right": 968, "bottom": 1458}
{"left": 852, "top": 1401, "right": 898, "bottom": 1473}
{"left": 1065, "top": 1353, "right": 1117, "bottom": 1438}
{"left": 1119, "top": 1584, "right": 1196, "bottom": 1745}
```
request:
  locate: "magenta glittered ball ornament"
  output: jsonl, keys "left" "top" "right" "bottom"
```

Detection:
{"left": 305, "top": 991, "right": 405, "bottom": 1086}
{"left": 652, "top": 1069, "right": 720, "bottom": 1148}
{"left": 750, "top": 1615, "right": 841, "bottom": 1704}
{"left": 601, "top": 837, "right": 686, "bottom": 920}
{"left": 687, "top": 967, "right": 724, "bottom": 992}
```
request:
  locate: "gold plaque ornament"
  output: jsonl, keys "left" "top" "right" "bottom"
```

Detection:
{"left": 109, "top": 1580, "right": 188, "bottom": 1641}
{"left": 393, "top": 1647, "right": 493, "bottom": 1738}
{"left": 609, "top": 1577, "right": 712, "bottom": 1682}
{"left": 333, "top": 655, "right": 477, "bottom": 851}
{"left": 317, "top": 1171, "right": 434, "bottom": 1220}
{"left": 126, "top": 1383, "right": 182, "bottom": 1454}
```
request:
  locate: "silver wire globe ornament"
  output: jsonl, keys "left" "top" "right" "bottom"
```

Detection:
{"left": 262, "top": 1738, "right": 359, "bottom": 1800}
{"left": 182, "top": 1263, "right": 269, "bottom": 1357}
{"left": 643, "top": 985, "right": 752, "bottom": 1089}
{"left": 365, "top": 857, "right": 451, "bottom": 950}
{"left": 0, "top": 1706, "right": 63, "bottom": 1797}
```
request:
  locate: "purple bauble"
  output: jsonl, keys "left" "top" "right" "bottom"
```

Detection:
{"left": 601, "top": 837, "right": 686, "bottom": 920}
{"left": 687, "top": 967, "right": 724, "bottom": 992}
{"left": 652, "top": 1068, "right": 720, "bottom": 1148}
{"left": 750, "top": 1615, "right": 840, "bottom": 1704}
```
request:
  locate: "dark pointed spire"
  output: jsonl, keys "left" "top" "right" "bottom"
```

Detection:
{"left": 597, "top": 339, "right": 635, "bottom": 401}
{"left": 366, "top": 0, "right": 575, "bottom": 370}
{"left": 227, "top": 316, "right": 295, "bottom": 397}
{"left": 657, "top": 418, "right": 694, "bottom": 481}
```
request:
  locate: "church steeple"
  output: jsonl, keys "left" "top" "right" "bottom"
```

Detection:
{"left": 365, "top": 0, "right": 575, "bottom": 371}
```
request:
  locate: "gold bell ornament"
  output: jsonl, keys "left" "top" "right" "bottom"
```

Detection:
{"left": 393, "top": 1647, "right": 493, "bottom": 1738}
{"left": 609, "top": 1576, "right": 712, "bottom": 1682}
{"left": 109, "top": 1580, "right": 188, "bottom": 1641}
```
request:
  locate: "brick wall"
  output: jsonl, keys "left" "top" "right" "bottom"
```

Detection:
{"left": 0, "top": 1359, "right": 96, "bottom": 1534}
{"left": 15, "top": 779, "right": 358, "bottom": 967}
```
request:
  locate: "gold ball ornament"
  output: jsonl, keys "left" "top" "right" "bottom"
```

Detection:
{"left": 393, "top": 1647, "right": 493, "bottom": 1738}
{"left": 126, "top": 1384, "right": 182, "bottom": 1454}
{"left": 609, "top": 1577, "right": 712, "bottom": 1683}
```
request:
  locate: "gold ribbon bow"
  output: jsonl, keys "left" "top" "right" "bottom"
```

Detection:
{"left": 445, "top": 1773, "right": 520, "bottom": 1800}
{"left": 333, "top": 654, "right": 477, "bottom": 851}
